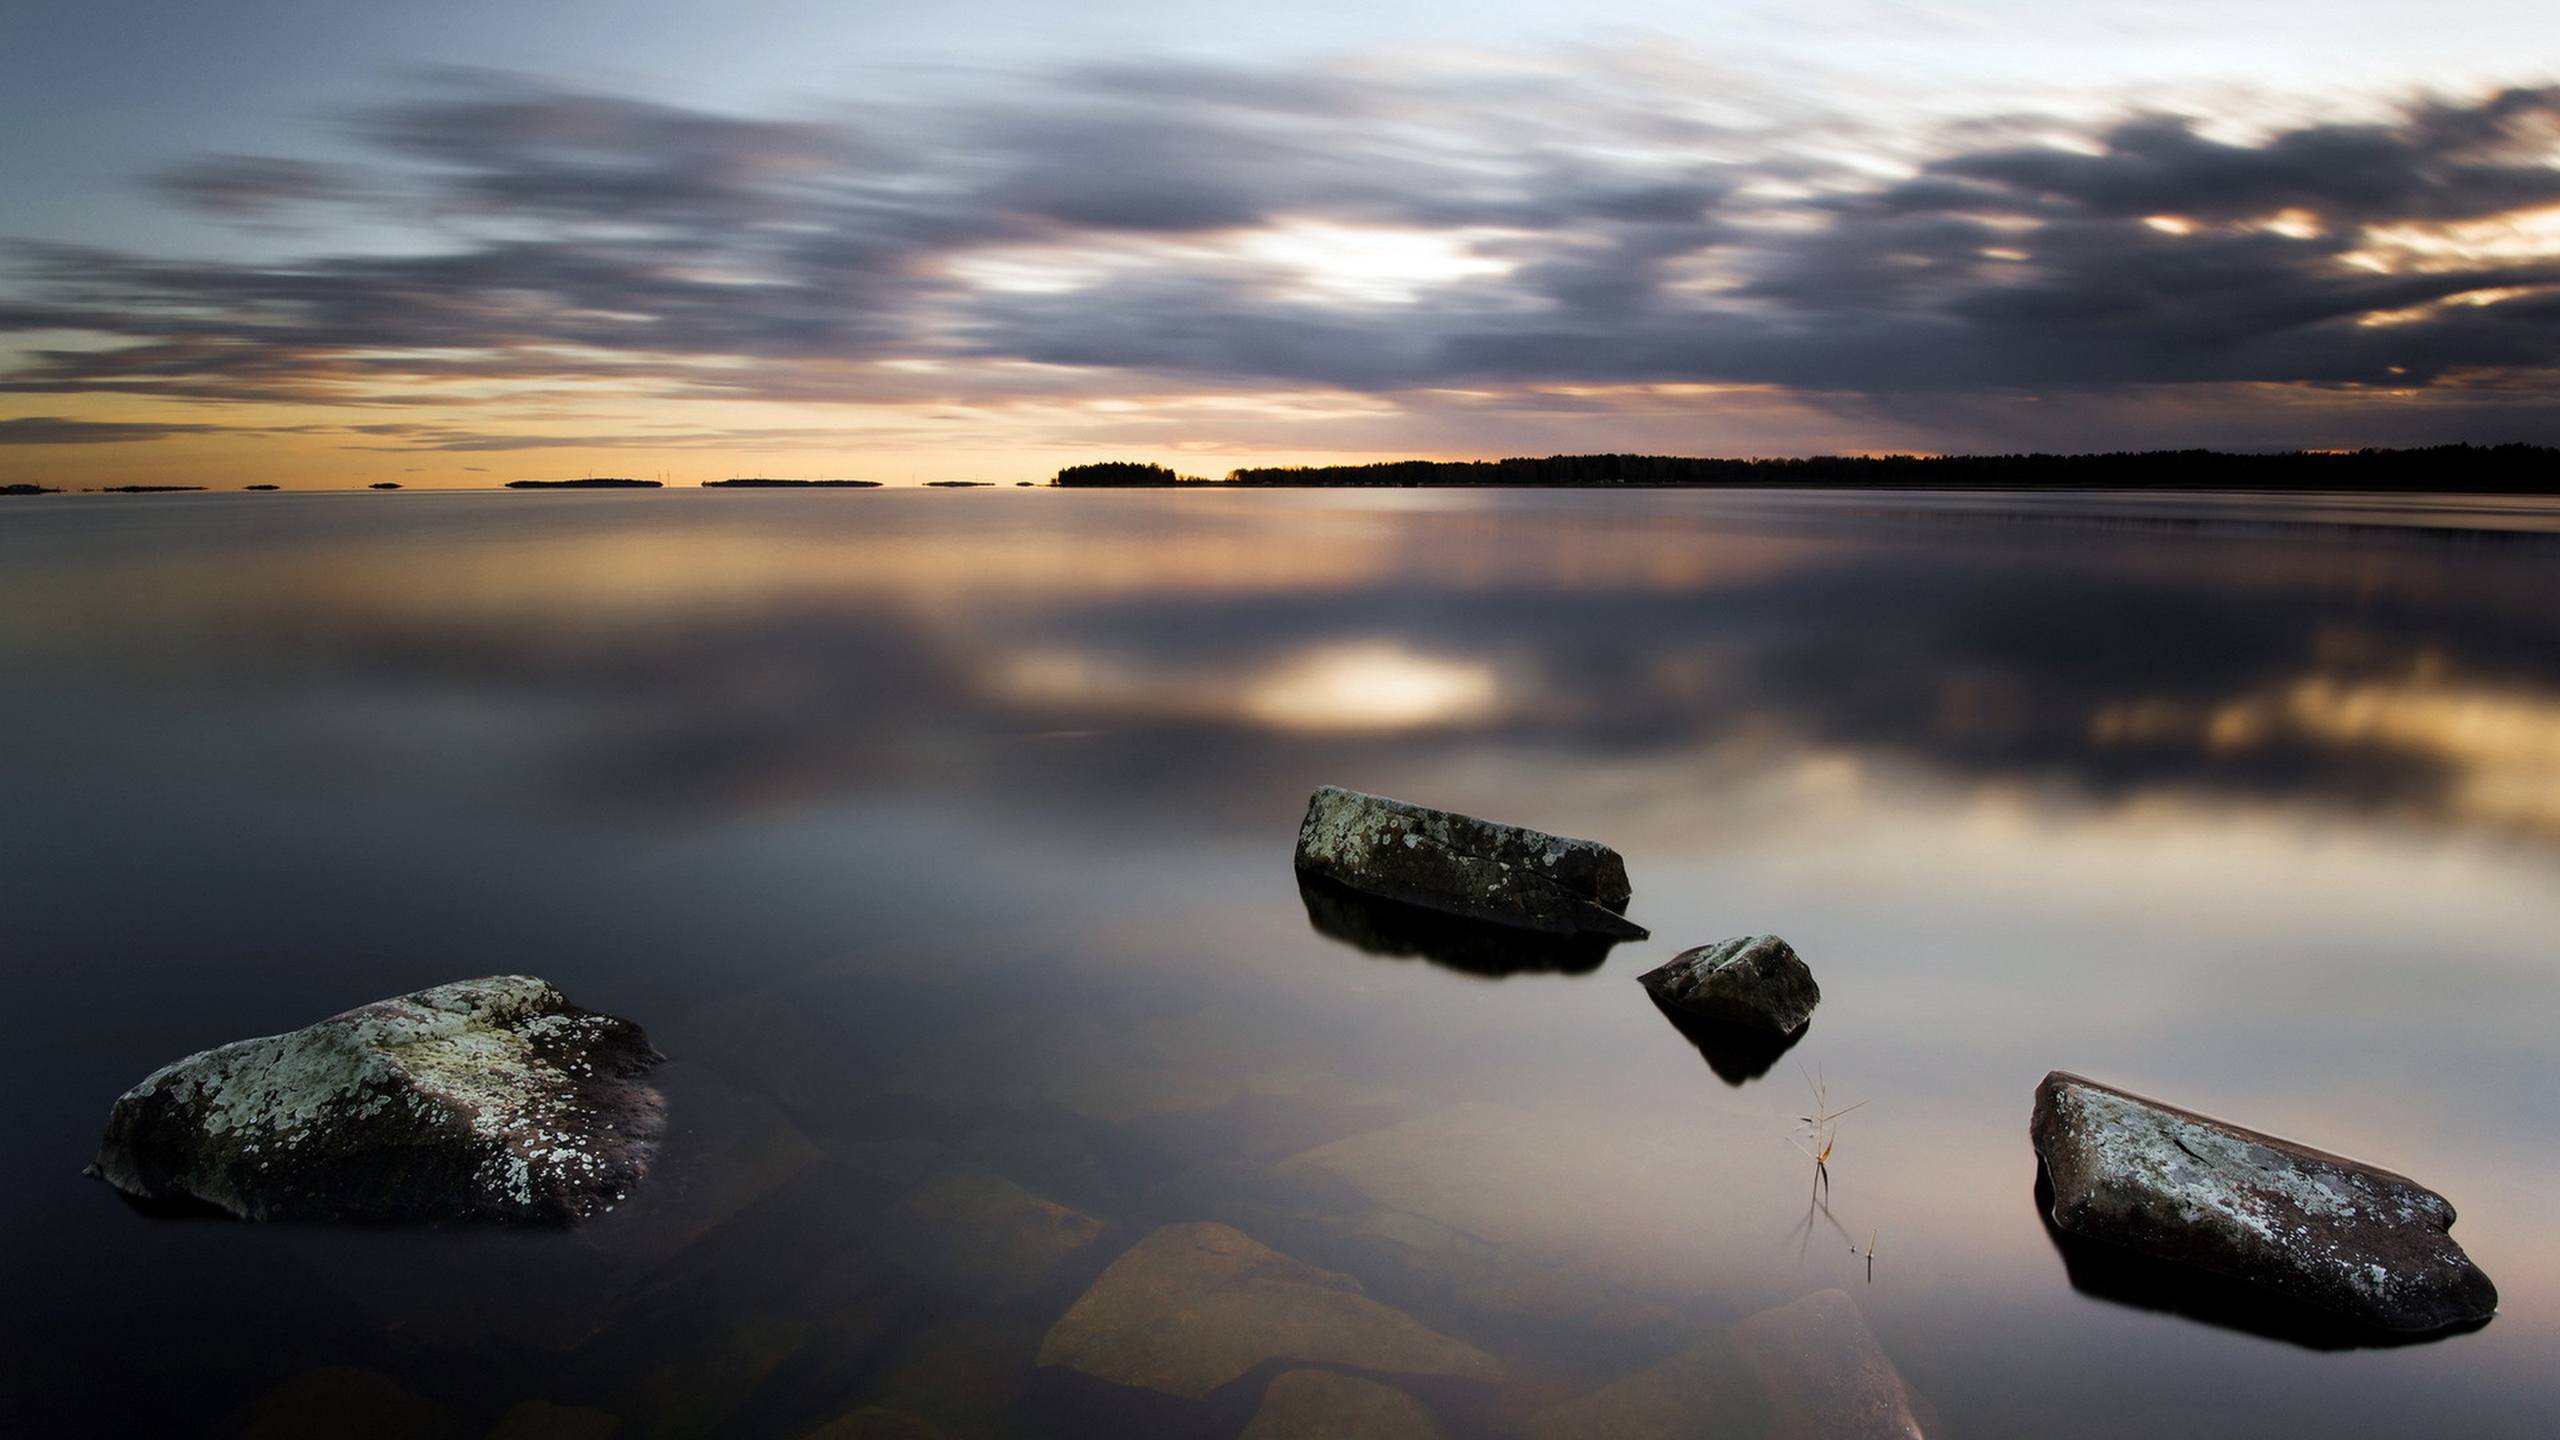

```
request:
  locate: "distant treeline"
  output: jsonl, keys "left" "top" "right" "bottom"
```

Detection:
{"left": 1052, "top": 461, "right": 1218, "bottom": 487}
{"left": 702, "top": 477, "right": 882, "bottom": 488}
{"left": 1050, "top": 445, "right": 2560, "bottom": 492}
{"left": 506, "top": 477, "right": 661, "bottom": 489}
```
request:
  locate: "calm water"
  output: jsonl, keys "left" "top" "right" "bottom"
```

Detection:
{"left": 3, "top": 488, "right": 2557, "bottom": 1438}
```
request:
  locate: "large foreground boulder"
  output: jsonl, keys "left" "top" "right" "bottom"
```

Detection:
{"left": 1292, "top": 785, "right": 1645, "bottom": 939}
{"left": 2031, "top": 1071, "right": 2496, "bottom": 1334}
{"left": 90, "top": 975, "right": 665, "bottom": 1223}
{"left": 1636, "top": 935, "right": 1820, "bottom": 1034}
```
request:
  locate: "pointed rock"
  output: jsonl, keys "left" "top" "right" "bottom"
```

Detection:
{"left": 1637, "top": 935, "right": 1819, "bottom": 1034}
{"left": 1731, "top": 1290, "right": 1928, "bottom": 1440}
{"left": 1292, "top": 785, "right": 1645, "bottom": 939}
{"left": 1036, "top": 1222, "right": 1501, "bottom": 1399}
{"left": 2031, "top": 1071, "right": 2496, "bottom": 1334}
{"left": 1518, "top": 1337, "right": 1739, "bottom": 1440}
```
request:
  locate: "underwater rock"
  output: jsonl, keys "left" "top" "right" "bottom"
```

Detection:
{"left": 799, "top": 1408, "right": 952, "bottom": 1440}
{"left": 1731, "top": 1290, "right": 1928, "bottom": 1440}
{"left": 1239, "top": 1370, "right": 1444, "bottom": 1439}
{"left": 1636, "top": 935, "right": 1819, "bottom": 1034}
{"left": 2031, "top": 1071, "right": 2497, "bottom": 1334}
{"left": 1291, "top": 786, "right": 1645, "bottom": 939}
{"left": 1518, "top": 1337, "right": 1739, "bottom": 1440}
{"left": 90, "top": 975, "right": 665, "bottom": 1224}
{"left": 487, "top": 1400, "right": 621, "bottom": 1440}
{"left": 213, "top": 1366, "right": 455, "bottom": 1440}
{"left": 1036, "top": 1221, "right": 1502, "bottom": 1399}
{"left": 876, "top": 1169, "right": 1108, "bottom": 1300}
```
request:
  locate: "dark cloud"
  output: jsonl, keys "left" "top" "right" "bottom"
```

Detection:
{"left": 2, "top": 65, "right": 2557, "bottom": 440}
{"left": 151, "top": 155, "right": 354, "bottom": 215}
{"left": 0, "top": 415, "right": 232, "bottom": 444}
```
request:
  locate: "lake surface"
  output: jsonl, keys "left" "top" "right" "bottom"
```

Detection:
{"left": 4, "top": 487, "right": 2557, "bottom": 1438}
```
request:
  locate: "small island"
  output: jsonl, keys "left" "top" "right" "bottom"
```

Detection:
{"left": 103, "top": 484, "right": 207, "bottom": 493}
{"left": 2, "top": 483, "right": 62, "bottom": 496}
{"left": 924, "top": 480, "right": 994, "bottom": 488}
{"left": 504, "top": 477, "right": 662, "bottom": 489}
{"left": 368, "top": 482, "right": 402, "bottom": 490}
{"left": 246, "top": 484, "right": 280, "bottom": 491}
{"left": 701, "top": 477, "right": 882, "bottom": 488}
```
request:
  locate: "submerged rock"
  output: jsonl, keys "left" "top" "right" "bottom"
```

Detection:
{"left": 1036, "top": 1221, "right": 1502, "bottom": 1399}
{"left": 1240, "top": 1370, "right": 1444, "bottom": 1440}
{"left": 90, "top": 975, "right": 665, "bottom": 1224}
{"left": 1636, "top": 935, "right": 1819, "bottom": 1034}
{"left": 1730, "top": 1290, "right": 1928, "bottom": 1440}
{"left": 2030, "top": 1071, "right": 2497, "bottom": 1334}
{"left": 1518, "top": 1337, "right": 1741, "bottom": 1440}
{"left": 1291, "top": 785, "right": 1645, "bottom": 939}
{"left": 876, "top": 1169, "right": 1108, "bottom": 1300}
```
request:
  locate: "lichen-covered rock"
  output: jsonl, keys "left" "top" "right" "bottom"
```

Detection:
{"left": 2031, "top": 1071, "right": 2497, "bottom": 1334}
{"left": 1292, "top": 785, "right": 1645, "bottom": 938}
{"left": 1036, "top": 1221, "right": 1502, "bottom": 1399}
{"left": 1636, "top": 935, "right": 1819, "bottom": 1034}
{"left": 1731, "top": 1290, "right": 1928, "bottom": 1440}
{"left": 90, "top": 975, "right": 665, "bottom": 1224}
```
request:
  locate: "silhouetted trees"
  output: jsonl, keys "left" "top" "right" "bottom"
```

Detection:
{"left": 1215, "top": 446, "right": 2558, "bottom": 492}
{"left": 1052, "top": 461, "right": 1212, "bottom": 487}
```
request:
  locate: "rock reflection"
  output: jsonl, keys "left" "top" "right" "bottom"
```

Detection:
{"left": 2031, "top": 1169, "right": 2485, "bottom": 1351}
{"left": 1295, "top": 872, "right": 1623, "bottom": 977}
{"left": 1643, "top": 995, "right": 1809, "bottom": 1086}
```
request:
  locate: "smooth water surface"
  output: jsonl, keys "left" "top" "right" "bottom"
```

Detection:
{"left": 4, "top": 487, "right": 2557, "bottom": 1437}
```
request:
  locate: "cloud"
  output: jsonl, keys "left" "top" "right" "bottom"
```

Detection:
{"left": 0, "top": 415, "right": 233, "bottom": 444}
{"left": 3, "top": 61, "right": 2558, "bottom": 447}
{"left": 151, "top": 155, "right": 355, "bottom": 216}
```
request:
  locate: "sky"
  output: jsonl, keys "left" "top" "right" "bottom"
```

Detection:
{"left": 2, "top": 1, "right": 2558, "bottom": 487}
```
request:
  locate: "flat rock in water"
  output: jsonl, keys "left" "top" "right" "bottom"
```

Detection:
{"left": 1636, "top": 935, "right": 1819, "bottom": 1034}
{"left": 1731, "top": 1290, "right": 1928, "bottom": 1440}
{"left": 1036, "top": 1221, "right": 1502, "bottom": 1399}
{"left": 1240, "top": 1370, "right": 1444, "bottom": 1440}
{"left": 2031, "top": 1071, "right": 2497, "bottom": 1334}
{"left": 1292, "top": 785, "right": 1645, "bottom": 938}
{"left": 90, "top": 975, "right": 664, "bottom": 1223}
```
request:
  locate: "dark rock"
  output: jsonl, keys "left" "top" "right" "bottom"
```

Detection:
{"left": 1296, "top": 872, "right": 1621, "bottom": 976}
{"left": 90, "top": 975, "right": 665, "bottom": 1224}
{"left": 1636, "top": 935, "right": 1819, "bottom": 1034}
{"left": 2030, "top": 1071, "right": 2497, "bottom": 1334}
{"left": 1730, "top": 1289, "right": 1928, "bottom": 1440}
{"left": 1291, "top": 785, "right": 1645, "bottom": 939}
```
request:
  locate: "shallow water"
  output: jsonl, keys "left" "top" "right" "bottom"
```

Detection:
{"left": 3, "top": 487, "right": 2557, "bottom": 1438}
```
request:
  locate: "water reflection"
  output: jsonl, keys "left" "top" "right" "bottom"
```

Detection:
{"left": 1644, "top": 996, "right": 1809, "bottom": 1085}
{"left": 3, "top": 490, "right": 2558, "bottom": 1438}
{"left": 2029, "top": 1170, "right": 2481, "bottom": 1352}
{"left": 1296, "top": 872, "right": 1624, "bottom": 976}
